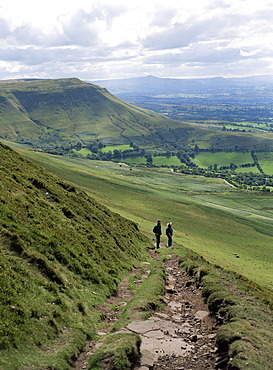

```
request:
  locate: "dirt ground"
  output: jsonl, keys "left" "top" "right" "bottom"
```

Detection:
{"left": 72, "top": 246, "right": 221, "bottom": 370}
{"left": 150, "top": 250, "right": 219, "bottom": 370}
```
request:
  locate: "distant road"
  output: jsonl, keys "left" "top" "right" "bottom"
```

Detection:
{"left": 223, "top": 179, "right": 236, "bottom": 188}
{"left": 205, "top": 201, "right": 273, "bottom": 221}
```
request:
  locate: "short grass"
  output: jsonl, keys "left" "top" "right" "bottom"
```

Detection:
{"left": 153, "top": 155, "right": 181, "bottom": 166}
{"left": 12, "top": 147, "right": 273, "bottom": 370}
{"left": 0, "top": 143, "right": 150, "bottom": 369}
{"left": 177, "top": 249, "right": 273, "bottom": 370}
{"left": 193, "top": 152, "right": 253, "bottom": 169}
{"left": 121, "top": 156, "right": 146, "bottom": 164}
{"left": 18, "top": 150, "right": 273, "bottom": 292}
{"left": 88, "top": 333, "right": 141, "bottom": 370}
{"left": 101, "top": 145, "right": 133, "bottom": 152}
{"left": 256, "top": 152, "right": 273, "bottom": 175}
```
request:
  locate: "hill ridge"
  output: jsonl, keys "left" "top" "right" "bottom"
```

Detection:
{"left": 0, "top": 77, "right": 172, "bottom": 149}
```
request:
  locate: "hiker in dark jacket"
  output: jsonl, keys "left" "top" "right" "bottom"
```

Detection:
{"left": 166, "top": 222, "right": 173, "bottom": 247}
{"left": 153, "top": 219, "right": 162, "bottom": 249}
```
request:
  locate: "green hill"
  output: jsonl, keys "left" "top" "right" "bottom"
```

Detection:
{"left": 2, "top": 78, "right": 273, "bottom": 154}
{"left": 0, "top": 142, "right": 149, "bottom": 369}
{"left": 0, "top": 78, "right": 177, "bottom": 148}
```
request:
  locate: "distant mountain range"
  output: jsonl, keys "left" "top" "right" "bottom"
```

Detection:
{"left": 91, "top": 75, "right": 273, "bottom": 105}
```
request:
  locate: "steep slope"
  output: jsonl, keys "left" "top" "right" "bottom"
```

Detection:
{"left": 0, "top": 78, "right": 176, "bottom": 148}
{"left": 0, "top": 142, "right": 148, "bottom": 369}
{"left": 2, "top": 77, "right": 273, "bottom": 153}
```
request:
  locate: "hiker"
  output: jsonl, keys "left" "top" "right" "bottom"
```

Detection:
{"left": 153, "top": 219, "right": 162, "bottom": 249}
{"left": 166, "top": 222, "right": 173, "bottom": 247}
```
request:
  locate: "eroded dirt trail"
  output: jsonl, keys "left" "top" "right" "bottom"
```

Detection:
{"left": 145, "top": 249, "right": 218, "bottom": 370}
{"left": 72, "top": 246, "right": 219, "bottom": 369}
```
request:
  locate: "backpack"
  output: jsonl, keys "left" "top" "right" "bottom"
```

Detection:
{"left": 153, "top": 224, "right": 161, "bottom": 234}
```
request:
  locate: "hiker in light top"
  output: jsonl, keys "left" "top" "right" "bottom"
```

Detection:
{"left": 153, "top": 219, "right": 162, "bottom": 249}
{"left": 166, "top": 222, "right": 173, "bottom": 247}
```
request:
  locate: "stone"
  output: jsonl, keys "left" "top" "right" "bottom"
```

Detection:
{"left": 154, "top": 312, "right": 169, "bottom": 319}
{"left": 190, "top": 334, "right": 198, "bottom": 342}
{"left": 127, "top": 320, "right": 161, "bottom": 334}
{"left": 168, "top": 301, "right": 183, "bottom": 311}
{"left": 207, "top": 333, "right": 217, "bottom": 340}
{"left": 172, "top": 314, "right": 182, "bottom": 322}
{"left": 166, "top": 285, "right": 176, "bottom": 293}
{"left": 140, "top": 349, "right": 154, "bottom": 368}
{"left": 97, "top": 331, "right": 107, "bottom": 336}
{"left": 194, "top": 310, "right": 209, "bottom": 320}
{"left": 143, "top": 330, "right": 165, "bottom": 339}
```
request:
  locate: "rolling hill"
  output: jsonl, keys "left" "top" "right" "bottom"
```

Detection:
{"left": 0, "top": 141, "right": 149, "bottom": 368}
{"left": 0, "top": 78, "right": 180, "bottom": 149}
{"left": 2, "top": 78, "right": 273, "bottom": 154}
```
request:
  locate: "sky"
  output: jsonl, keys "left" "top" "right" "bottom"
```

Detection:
{"left": 1, "top": 0, "right": 273, "bottom": 81}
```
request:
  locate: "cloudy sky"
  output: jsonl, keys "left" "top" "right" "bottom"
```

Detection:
{"left": 1, "top": 0, "right": 273, "bottom": 81}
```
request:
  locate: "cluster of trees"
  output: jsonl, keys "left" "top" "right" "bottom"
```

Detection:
{"left": 180, "top": 167, "right": 273, "bottom": 191}
{"left": 251, "top": 150, "right": 264, "bottom": 173}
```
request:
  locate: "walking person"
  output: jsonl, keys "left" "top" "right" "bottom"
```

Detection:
{"left": 153, "top": 219, "right": 162, "bottom": 249}
{"left": 166, "top": 222, "right": 173, "bottom": 247}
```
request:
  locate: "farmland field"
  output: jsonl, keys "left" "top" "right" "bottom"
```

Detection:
{"left": 153, "top": 155, "right": 181, "bottom": 166}
{"left": 193, "top": 151, "right": 255, "bottom": 169}
{"left": 101, "top": 144, "right": 133, "bottom": 152}
{"left": 257, "top": 152, "right": 273, "bottom": 175}
{"left": 17, "top": 148, "right": 273, "bottom": 292}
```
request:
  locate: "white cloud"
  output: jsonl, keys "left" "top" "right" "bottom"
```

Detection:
{"left": 0, "top": 0, "right": 273, "bottom": 80}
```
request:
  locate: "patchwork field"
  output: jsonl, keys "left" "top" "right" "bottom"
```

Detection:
{"left": 18, "top": 149, "right": 273, "bottom": 292}
{"left": 193, "top": 151, "right": 258, "bottom": 171}
{"left": 257, "top": 152, "right": 273, "bottom": 175}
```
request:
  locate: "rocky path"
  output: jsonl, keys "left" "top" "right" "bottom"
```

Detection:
{"left": 132, "top": 249, "right": 218, "bottom": 370}
{"left": 72, "top": 245, "right": 219, "bottom": 369}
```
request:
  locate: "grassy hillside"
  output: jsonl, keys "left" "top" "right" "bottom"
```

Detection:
{"left": 1, "top": 78, "right": 273, "bottom": 154}
{"left": 0, "top": 78, "right": 179, "bottom": 148}
{"left": 19, "top": 149, "right": 273, "bottom": 291}
{"left": 16, "top": 148, "right": 273, "bottom": 369}
{"left": 0, "top": 142, "right": 149, "bottom": 369}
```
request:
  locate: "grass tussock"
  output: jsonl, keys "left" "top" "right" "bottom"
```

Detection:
{"left": 178, "top": 251, "right": 273, "bottom": 370}
{"left": 88, "top": 333, "right": 141, "bottom": 370}
{"left": 0, "top": 142, "right": 149, "bottom": 369}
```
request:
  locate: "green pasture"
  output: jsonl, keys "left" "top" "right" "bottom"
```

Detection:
{"left": 122, "top": 156, "right": 146, "bottom": 164}
{"left": 193, "top": 152, "right": 253, "bottom": 168}
{"left": 257, "top": 152, "right": 273, "bottom": 175}
{"left": 77, "top": 148, "right": 92, "bottom": 156}
{"left": 122, "top": 155, "right": 181, "bottom": 166}
{"left": 153, "top": 155, "right": 181, "bottom": 166}
{"left": 101, "top": 145, "right": 133, "bottom": 152}
{"left": 18, "top": 149, "right": 273, "bottom": 291}
{"left": 76, "top": 146, "right": 181, "bottom": 166}
{"left": 223, "top": 122, "right": 270, "bottom": 133}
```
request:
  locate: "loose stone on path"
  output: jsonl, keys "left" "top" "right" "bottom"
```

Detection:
{"left": 130, "top": 250, "right": 218, "bottom": 370}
